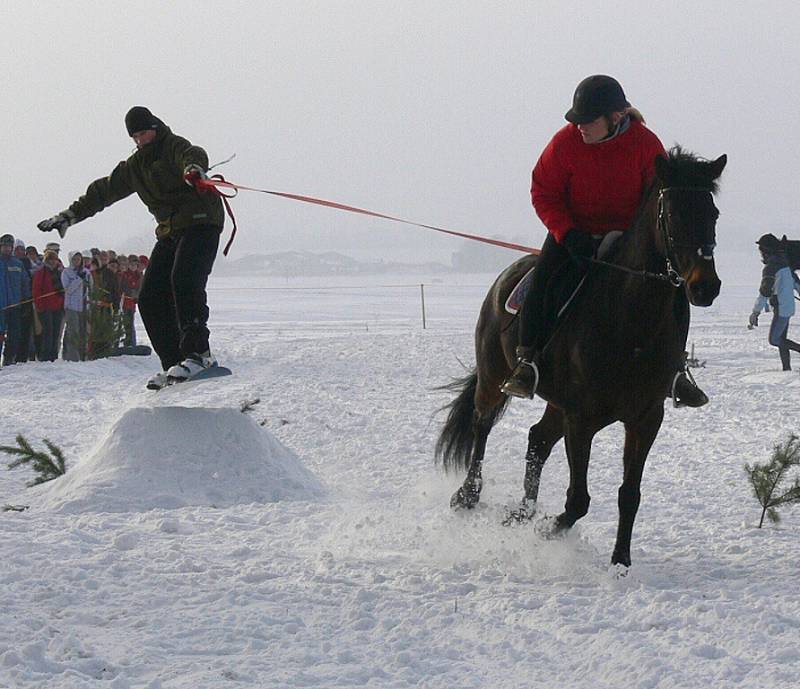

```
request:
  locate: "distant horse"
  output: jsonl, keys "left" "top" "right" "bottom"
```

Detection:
{"left": 436, "top": 148, "right": 726, "bottom": 567}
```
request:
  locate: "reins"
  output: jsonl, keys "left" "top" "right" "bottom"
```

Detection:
{"left": 588, "top": 185, "right": 717, "bottom": 288}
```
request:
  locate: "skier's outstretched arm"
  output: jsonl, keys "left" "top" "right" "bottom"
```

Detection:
{"left": 37, "top": 161, "right": 135, "bottom": 238}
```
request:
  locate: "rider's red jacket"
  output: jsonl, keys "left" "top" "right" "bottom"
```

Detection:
{"left": 531, "top": 119, "right": 666, "bottom": 244}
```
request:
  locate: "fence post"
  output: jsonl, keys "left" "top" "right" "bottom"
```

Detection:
{"left": 420, "top": 283, "right": 427, "bottom": 330}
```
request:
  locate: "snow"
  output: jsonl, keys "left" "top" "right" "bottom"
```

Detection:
{"left": 1, "top": 272, "right": 798, "bottom": 689}
{"left": 35, "top": 407, "right": 324, "bottom": 514}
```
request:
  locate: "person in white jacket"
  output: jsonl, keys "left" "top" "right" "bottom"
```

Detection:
{"left": 61, "top": 250, "right": 93, "bottom": 361}
{"left": 749, "top": 235, "right": 800, "bottom": 370}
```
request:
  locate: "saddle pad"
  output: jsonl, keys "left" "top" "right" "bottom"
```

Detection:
{"left": 505, "top": 265, "right": 536, "bottom": 315}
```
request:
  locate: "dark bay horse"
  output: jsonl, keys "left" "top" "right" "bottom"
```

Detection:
{"left": 435, "top": 148, "right": 726, "bottom": 567}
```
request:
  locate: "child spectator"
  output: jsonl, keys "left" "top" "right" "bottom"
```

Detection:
{"left": 32, "top": 250, "right": 64, "bottom": 361}
{"left": 120, "top": 254, "right": 142, "bottom": 346}
{"left": 61, "top": 250, "right": 93, "bottom": 361}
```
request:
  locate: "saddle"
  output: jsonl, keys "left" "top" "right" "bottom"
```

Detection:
{"left": 505, "top": 231, "right": 622, "bottom": 316}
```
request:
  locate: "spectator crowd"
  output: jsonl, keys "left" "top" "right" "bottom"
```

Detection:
{"left": 0, "top": 234, "right": 147, "bottom": 367}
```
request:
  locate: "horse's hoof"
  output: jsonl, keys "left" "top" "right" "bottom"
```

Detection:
{"left": 608, "top": 563, "right": 630, "bottom": 580}
{"left": 450, "top": 486, "right": 479, "bottom": 510}
{"left": 611, "top": 551, "right": 632, "bottom": 569}
{"left": 502, "top": 499, "right": 537, "bottom": 526}
{"left": 534, "top": 514, "right": 570, "bottom": 539}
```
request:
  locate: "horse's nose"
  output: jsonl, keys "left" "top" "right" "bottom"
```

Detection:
{"left": 688, "top": 277, "right": 721, "bottom": 306}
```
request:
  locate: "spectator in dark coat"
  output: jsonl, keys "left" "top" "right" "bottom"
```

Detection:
{"left": 13, "top": 238, "right": 34, "bottom": 363}
{"left": 0, "top": 234, "right": 24, "bottom": 366}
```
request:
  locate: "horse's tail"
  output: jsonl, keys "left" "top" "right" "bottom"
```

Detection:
{"left": 435, "top": 369, "right": 509, "bottom": 473}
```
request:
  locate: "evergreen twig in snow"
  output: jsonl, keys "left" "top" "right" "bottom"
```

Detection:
{"left": 240, "top": 397, "right": 261, "bottom": 414}
{"left": 0, "top": 435, "right": 67, "bottom": 486}
{"left": 745, "top": 434, "right": 800, "bottom": 528}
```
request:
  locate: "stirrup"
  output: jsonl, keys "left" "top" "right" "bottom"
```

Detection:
{"left": 500, "top": 359, "right": 540, "bottom": 399}
{"left": 671, "top": 368, "right": 708, "bottom": 408}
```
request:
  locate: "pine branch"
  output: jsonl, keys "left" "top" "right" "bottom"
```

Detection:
{"left": 239, "top": 397, "right": 261, "bottom": 414}
{"left": 745, "top": 434, "right": 800, "bottom": 528}
{"left": 0, "top": 434, "right": 68, "bottom": 487}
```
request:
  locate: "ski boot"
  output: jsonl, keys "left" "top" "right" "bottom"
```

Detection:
{"left": 167, "top": 351, "right": 218, "bottom": 383}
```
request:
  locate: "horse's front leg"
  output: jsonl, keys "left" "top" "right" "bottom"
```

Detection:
{"left": 612, "top": 404, "right": 664, "bottom": 567}
{"left": 553, "top": 416, "right": 594, "bottom": 532}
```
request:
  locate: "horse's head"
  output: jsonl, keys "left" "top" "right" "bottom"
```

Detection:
{"left": 653, "top": 148, "right": 727, "bottom": 306}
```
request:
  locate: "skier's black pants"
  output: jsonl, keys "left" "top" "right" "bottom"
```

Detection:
{"left": 138, "top": 225, "right": 221, "bottom": 371}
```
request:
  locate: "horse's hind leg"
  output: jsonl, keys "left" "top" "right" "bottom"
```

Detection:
{"left": 523, "top": 404, "right": 564, "bottom": 506}
{"left": 612, "top": 404, "right": 664, "bottom": 567}
{"left": 505, "top": 404, "right": 564, "bottom": 523}
{"left": 450, "top": 414, "right": 492, "bottom": 509}
{"left": 450, "top": 380, "right": 505, "bottom": 509}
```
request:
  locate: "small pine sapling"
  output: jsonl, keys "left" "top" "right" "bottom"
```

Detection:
{"left": 0, "top": 435, "right": 67, "bottom": 486}
{"left": 744, "top": 434, "right": 800, "bottom": 528}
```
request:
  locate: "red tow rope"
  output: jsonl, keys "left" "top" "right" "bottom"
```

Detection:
{"left": 186, "top": 173, "right": 541, "bottom": 257}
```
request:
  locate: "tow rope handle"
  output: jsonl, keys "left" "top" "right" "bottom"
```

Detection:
{"left": 185, "top": 171, "right": 239, "bottom": 256}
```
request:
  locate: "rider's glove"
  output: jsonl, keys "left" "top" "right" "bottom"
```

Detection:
{"left": 748, "top": 312, "right": 759, "bottom": 329}
{"left": 562, "top": 229, "right": 595, "bottom": 267}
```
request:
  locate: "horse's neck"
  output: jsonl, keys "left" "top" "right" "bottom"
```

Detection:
{"left": 594, "top": 187, "right": 682, "bottom": 334}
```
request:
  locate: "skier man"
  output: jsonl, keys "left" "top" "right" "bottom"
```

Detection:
{"left": 37, "top": 107, "right": 225, "bottom": 389}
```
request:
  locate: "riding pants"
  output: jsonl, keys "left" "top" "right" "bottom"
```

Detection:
{"left": 519, "top": 233, "right": 574, "bottom": 351}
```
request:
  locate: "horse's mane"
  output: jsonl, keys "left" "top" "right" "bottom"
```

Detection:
{"left": 604, "top": 145, "right": 720, "bottom": 265}
{"left": 661, "top": 145, "right": 720, "bottom": 193}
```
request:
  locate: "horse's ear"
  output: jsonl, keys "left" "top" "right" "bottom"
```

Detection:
{"left": 654, "top": 153, "right": 670, "bottom": 181}
{"left": 709, "top": 154, "right": 727, "bottom": 179}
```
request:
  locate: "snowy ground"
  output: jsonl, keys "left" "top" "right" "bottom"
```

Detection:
{"left": 1, "top": 271, "right": 798, "bottom": 689}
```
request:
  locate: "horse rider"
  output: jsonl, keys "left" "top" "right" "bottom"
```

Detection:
{"left": 501, "top": 74, "right": 709, "bottom": 407}
{"left": 749, "top": 233, "right": 800, "bottom": 370}
{"left": 37, "top": 107, "right": 225, "bottom": 389}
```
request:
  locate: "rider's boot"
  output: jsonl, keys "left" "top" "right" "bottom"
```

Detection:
{"left": 500, "top": 346, "right": 540, "bottom": 399}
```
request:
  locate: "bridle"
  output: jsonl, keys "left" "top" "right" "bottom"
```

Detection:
{"left": 590, "top": 185, "right": 718, "bottom": 288}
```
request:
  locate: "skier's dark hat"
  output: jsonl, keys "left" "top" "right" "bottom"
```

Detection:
{"left": 125, "top": 106, "right": 160, "bottom": 136}
{"left": 756, "top": 233, "right": 782, "bottom": 253}
{"left": 565, "top": 75, "right": 631, "bottom": 124}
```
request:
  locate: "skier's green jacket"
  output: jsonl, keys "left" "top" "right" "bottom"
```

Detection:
{"left": 68, "top": 120, "right": 224, "bottom": 239}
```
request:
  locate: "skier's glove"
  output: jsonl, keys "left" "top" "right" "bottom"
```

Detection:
{"left": 37, "top": 210, "right": 75, "bottom": 239}
{"left": 562, "top": 229, "right": 595, "bottom": 267}
{"left": 748, "top": 312, "right": 759, "bottom": 329}
{"left": 183, "top": 164, "right": 208, "bottom": 187}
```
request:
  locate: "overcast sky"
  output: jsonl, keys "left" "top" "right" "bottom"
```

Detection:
{"left": 4, "top": 0, "right": 799, "bottom": 284}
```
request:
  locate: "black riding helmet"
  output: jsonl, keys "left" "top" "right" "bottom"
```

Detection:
{"left": 565, "top": 75, "right": 631, "bottom": 124}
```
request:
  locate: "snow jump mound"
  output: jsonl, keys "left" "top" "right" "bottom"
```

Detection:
{"left": 36, "top": 406, "right": 325, "bottom": 513}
